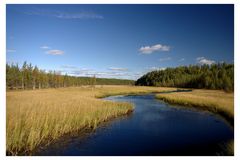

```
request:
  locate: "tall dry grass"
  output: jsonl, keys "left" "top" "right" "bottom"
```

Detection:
{"left": 156, "top": 89, "right": 234, "bottom": 122}
{"left": 7, "top": 85, "right": 174, "bottom": 155}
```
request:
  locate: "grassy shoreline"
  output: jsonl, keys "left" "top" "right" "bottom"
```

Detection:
{"left": 155, "top": 89, "right": 234, "bottom": 125}
{"left": 7, "top": 86, "right": 234, "bottom": 155}
{"left": 155, "top": 89, "right": 234, "bottom": 155}
{"left": 7, "top": 85, "right": 174, "bottom": 155}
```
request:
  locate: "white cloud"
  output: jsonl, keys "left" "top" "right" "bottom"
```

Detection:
{"left": 151, "top": 67, "right": 166, "bottom": 71}
{"left": 61, "top": 65, "right": 78, "bottom": 69}
{"left": 147, "top": 67, "right": 166, "bottom": 71}
{"left": 26, "top": 9, "right": 103, "bottom": 20}
{"left": 93, "top": 72, "right": 130, "bottom": 78}
{"left": 59, "top": 66, "right": 137, "bottom": 80}
{"left": 140, "top": 67, "right": 166, "bottom": 77}
{"left": 41, "top": 46, "right": 64, "bottom": 55}
{"left": 70, "top": 69, "right": 91, "bottom": 75}
{"left": 86, "top": 72, "right": 108, "bottom": 76}
{"left": 179, "top": 58, "right": 185, "bottom": 61}
{"left": 219, "top": 61, "right": 226, "bottom": 64}
{"left": 196, "top": 57, "right": 215, "bottom": 65}
{"left": 7, "top": 49, "right": 16, "bottom": 53}
{"left": 46, "top": 49, "right": 64, "bottom": 55}
{"left": 66, "top": 68, "right": 133, "bottom": 79}
{"left": 139, "top": 44, "right": 170, "bottom": 54}
{"left": 108, "top": 67, "right": 128, "bottom": 71}
{"left": 40, "top": 45, "right": 50, "bottom": 49}
{"left": 56, "top": 11, "right": 103, "bottom": 19}
{"left": 159, "top": 57, "right": 171, "bottom": 62}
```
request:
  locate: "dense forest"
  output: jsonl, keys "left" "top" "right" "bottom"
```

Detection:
{"left": 135, "top": 63, "right": 234, "bottom": 92}
{"left": 6, "top": 62, "right": 134, "bottom": 90}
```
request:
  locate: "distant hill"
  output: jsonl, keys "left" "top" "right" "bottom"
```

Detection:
{"left": 135, "top": 63, "right": 234, "bottom": 92}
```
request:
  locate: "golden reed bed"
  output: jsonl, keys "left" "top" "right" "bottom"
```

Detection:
{"left": 156, "top": 89, "right": 234, "bottom": 121}
{"left": 6, "top": 85, "right": 173, "bottom": 155}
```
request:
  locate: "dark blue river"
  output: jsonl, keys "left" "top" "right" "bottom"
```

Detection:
{"left": 34, "top": 94, "right": 233, "bottom": 156}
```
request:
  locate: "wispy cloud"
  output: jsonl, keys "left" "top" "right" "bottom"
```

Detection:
{"left": 40, "top": 45, "right": 50, "bottom": 49}
{"left": 150, "top": 67, "right": 166, "bottom": 71}
{"left": 108, "top": 67, "right": 128, "bottom": 71}
{"left": 196, "top": 57, "right": 215, "bottom": 65}
{"left": 41, "top": 45, "right": 64, "bottom": 56}
{"left": 63, "top": 66, "right": 133, "bottom": 79}
{"left": 59, "top": 65, "right": 136, "bottom": 79}
{"left": 46, "top": 49, "right": 64, "bottom": 55}
{"left": 179, "top": 58, "right": 185, "bottom": 61}
{"left": 25, "top": 9, "right": 104, "bottom": 20}
{"left": 7, "top": 49, "right": 16, "bottom": 53}
{"left": 146, "top": 67, "right": 166, "bottom": 72}
{"left": 70, "top": 70, "right": 130, "bottom": 78}
{"left": 70, "top": 69, "right": 92, "bottom": 75}
{"left": 55, "top": 11, "right": 103, "bottom": 19}
{"left": 219, "top": 61, "right": 226, "bottom": 64}
{"left": 139, "top": 44, "right": 170, "bottom": 54}
{"left": 87, "top": 71, "right": 130, "bottom": 78}
{"left": 139, "top": 67, "right": 166, "bottom": 78}
{"left": 61, "top": 65, "right": 78, "bottom": 69}
{"left": 159, "top": 57, "right": 171, "bottom": 62}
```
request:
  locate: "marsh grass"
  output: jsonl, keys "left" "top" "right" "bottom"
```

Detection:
{"left": 155, "top": 89, "right": 234, "bottom": 122}
{"left": 7, "top": 85, "right": 174, "bottom": 155}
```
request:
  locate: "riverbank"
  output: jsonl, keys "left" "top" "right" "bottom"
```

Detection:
{"left": 156, "top": 89, "right": 234, "bottom": 155}
{"left": 155, "top": 89, "right": 234, "bottom": 124}
{"left": 33, "top": 94, "right": 233, "bottom": 156}
{"left": 7, "top": 85, "right": 174, "bottom": 155}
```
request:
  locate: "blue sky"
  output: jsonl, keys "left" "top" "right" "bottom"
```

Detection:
{"left": 6, "top": 4, "right": 234, "bottom": 80}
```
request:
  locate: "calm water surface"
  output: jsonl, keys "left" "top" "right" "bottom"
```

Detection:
{"left": 34, "top": 94, "right": 233, "bottom": 156}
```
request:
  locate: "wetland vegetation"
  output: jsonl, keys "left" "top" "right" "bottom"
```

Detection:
{"left": 6, "top": 63, "right": 234, "bottom": 155}
{"left": 6, "top": 85, "right": 174, "bottom": 155}
{"left": 6, "top": 4, "right": 234, "bottom": 157}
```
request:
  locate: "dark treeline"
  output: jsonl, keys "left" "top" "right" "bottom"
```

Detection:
{"left": 135, "top": 63, "right": 234, "bottom": 92}
{"left": 6, "top": 62, "right": 134, "bottom": 90}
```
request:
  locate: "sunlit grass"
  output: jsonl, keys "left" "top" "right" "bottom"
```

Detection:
{"left": 156, "top": 89, "right": 234, "bottom": 121}
{"left": 8, "top": 86, "right": 233, "bottom": 155}
{"left": 6, "top": 85, "right": 174, "bottom": 155}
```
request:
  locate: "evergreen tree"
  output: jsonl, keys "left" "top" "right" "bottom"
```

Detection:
{"left": 136, "top": 63, "right": 234, "bottom": 92}
{"left": 6, "top": 62, "right": 134, "bottom": 90}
